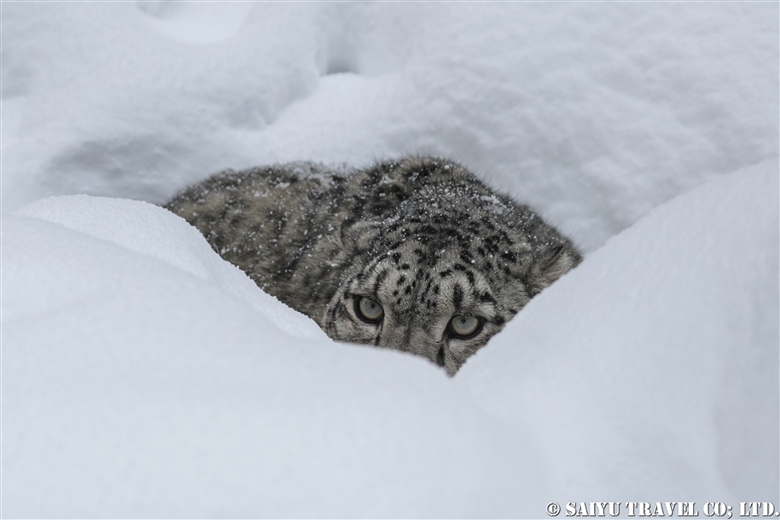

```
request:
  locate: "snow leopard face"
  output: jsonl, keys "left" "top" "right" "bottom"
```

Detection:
{"left": 322, "top": 211, "right": 578, "bottom": 376}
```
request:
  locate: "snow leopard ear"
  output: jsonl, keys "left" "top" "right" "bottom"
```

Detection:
{"left": 525, "top": 243, "right": 581, "bottom": 296}
{"left": 338, "top": 218, "right": 383, "bottom": 253}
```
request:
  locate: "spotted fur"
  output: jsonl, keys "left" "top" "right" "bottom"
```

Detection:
{"left": 164, "top": 156, "right": 581, "bottom": 375}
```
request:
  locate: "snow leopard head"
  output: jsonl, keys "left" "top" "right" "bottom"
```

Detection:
{"left": 321, "top": 202, "right": 580, "bottom": 376}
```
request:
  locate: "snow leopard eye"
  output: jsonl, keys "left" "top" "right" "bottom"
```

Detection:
{"left": 355, "top": 297, "right": 384, "bottom": 323}
{"left": 449, "top": 315, "right": 482, "bottom": 339}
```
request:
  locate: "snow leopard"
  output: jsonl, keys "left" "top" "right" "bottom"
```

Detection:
{"left": 164, "top": 156, "right": 581, "bottom": 375}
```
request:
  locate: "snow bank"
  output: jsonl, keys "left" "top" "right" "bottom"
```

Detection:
{"left": 5, "top": 195, "right": 547, "bottom": 518}
{"left": 456, "top": 160, "right": 779, "bottom": 503}
{"left": 4, "top": 161, "right": 776, "bottom": 517}
{"left": 3, "top": 1, "right": 778, "bottom": 516}
{"left": 3, "top": 2, "right": 777, "bottom": 251}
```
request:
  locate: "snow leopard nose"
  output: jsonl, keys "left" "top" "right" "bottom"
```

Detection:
{"left": 407, "top": 329, "right": 443, "bottom": 364}
{"left": 378, "top": 327, "right": 411, "bottom": 353}
{"left": 435, "top": 346, "right": 446, "bottom": 367}
{"left": 378, "top": 326, "right": 431, "bottom": 357}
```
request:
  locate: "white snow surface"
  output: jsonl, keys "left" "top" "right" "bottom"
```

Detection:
{"left": 2, "top": 2, "right": 778, "bottom": 517}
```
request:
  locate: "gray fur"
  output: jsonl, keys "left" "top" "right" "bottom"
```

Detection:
{"left": 164, "top": 156, "right": 581, "bottom": 375}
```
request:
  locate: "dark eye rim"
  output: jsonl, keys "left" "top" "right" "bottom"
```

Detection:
{"left": 353, "top": 296, "right": 384, "bottom": 324}
{"left": 447, "top": 315, "right": 484, "bottom": 340}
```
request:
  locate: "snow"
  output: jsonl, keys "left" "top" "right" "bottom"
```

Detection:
{"left": 457, "top": 161, "right": 779, "bottom": 503}
{"left": 2, "top": 2, "right": 778, "bottom": 517}
{"left": 5, "top": 197, "right": 547, "bottom": 517}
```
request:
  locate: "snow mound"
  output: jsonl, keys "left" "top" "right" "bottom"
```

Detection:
{"left": 4, "top": 160, "right": 776, "bottom": 517}
{"left": 4, "top": 196, "right": 546, "bottom": 517}
{"left": 14, "top": 195, "right": 323, "bottom": 340}
{"left": 3, "top": 3, "right": 777, "bottom": 251}
{"left": 456, "top": 159, "right": 779, "bottom": 502}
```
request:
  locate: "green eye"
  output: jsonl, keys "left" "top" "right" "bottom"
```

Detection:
{"left": 449, "top": 315, "right": 481, "bottom": 338}
{"left": 356, "top": 297, "right": 384, "bottom": 323}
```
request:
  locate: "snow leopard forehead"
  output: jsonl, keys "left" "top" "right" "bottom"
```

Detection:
{"left": 355, "top": 237, "right": 523, "bottom": 322}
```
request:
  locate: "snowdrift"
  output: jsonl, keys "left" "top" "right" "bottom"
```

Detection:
{"left": 4, "top": 162, "right": 777, "bottom": 517}
{"left": 3, "top": 2, "right": 777, "bottom": 517}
